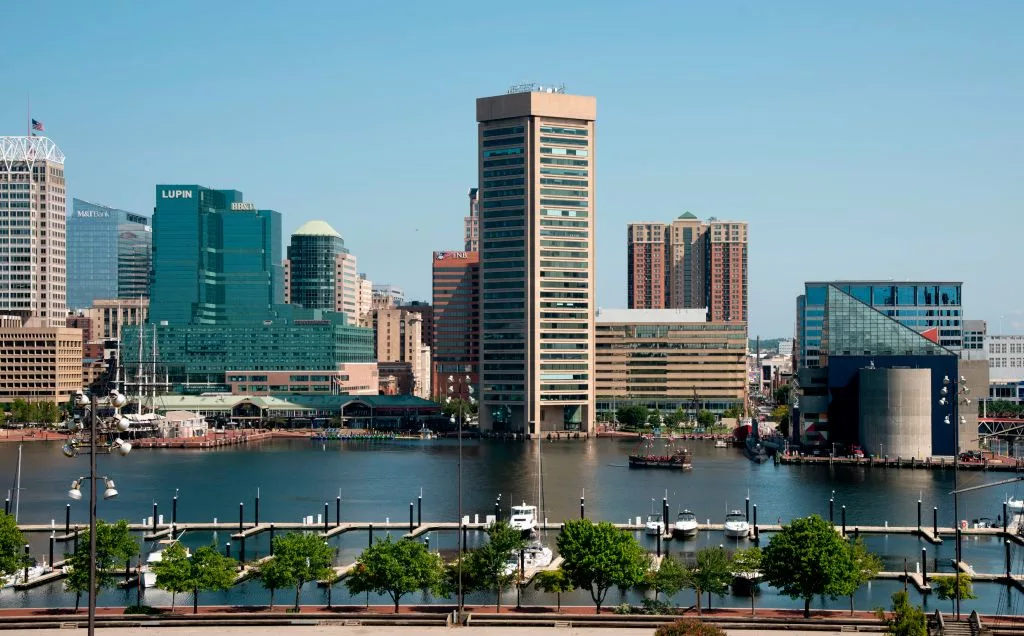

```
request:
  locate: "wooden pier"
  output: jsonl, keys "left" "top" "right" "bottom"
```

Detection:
{"left": 777, "top": 453, "right": 1024, "bottom": 473}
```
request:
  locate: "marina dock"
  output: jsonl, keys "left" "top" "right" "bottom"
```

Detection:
{"left": 777, "top": 453, "right": 1024, "bottom": 472}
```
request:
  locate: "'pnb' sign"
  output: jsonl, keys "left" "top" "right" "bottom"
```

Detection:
{"left": 161, "top": 189, "right": 193, "bottom": 199}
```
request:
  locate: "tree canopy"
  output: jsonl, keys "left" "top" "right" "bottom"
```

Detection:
{"left": 345, "top": 535, "right": 444, "bottom": 613}
{"left": 534, "top": 568, "right": 574, "bottom": 613}
{"left": 150, "top": 542, "right": 191, "bottom": 610}
{"left": 464, "top": 521, "right": 527, "bottom": 612}
{"left": 615, "top": 405, "right": 650, "bottom": 429}
{"left": 685, "top": 546, "right": 733, "bottom": 614}
{"left": 557, "top": 519, "right": 649, "bottom": 614}
{"left": 256, "top": 554, "right": 296, "bottom": 610}
{"left": 648, "top": 554, "right": 688, "bottom": 602}
{"left": 64, "top": 520, "right": 139, "bottom": 611}
{"left": 841, "top": 538, "right": 882, "bottom": 615}
{"left": 933, "top": 574, "right": 977, "bottom": 613}
{"left": 186, "top": 545, "right": 238, "bottom": 614}
{"left": 761, "top": 515, "right": 855, "bottom": 617}
{"left": 0, "top": 511, "right": 29, "bottom": 578}
{"left": 696, "top": 410, "right": 715, "bottom": 428}
{"left": 270, "top": 532, "right": 336, "bottom": 610}
{"left": 876, "top": 590, "right": 927, "bottom": 636}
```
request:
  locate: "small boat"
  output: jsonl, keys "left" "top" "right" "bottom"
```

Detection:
{"left": 724, "top": 510, "right": 750, "bottom": 539}
{"left": 645, "top": 513, "right": 666, "bottom": 536}
{"left": 501, "top": 542, "right": 554, "bottom": 577}
{"left": 714, "top": 439, "right": 728, "bottom": 448}
{"left": 1006, "top": 496, "right": 1024, "bottom": 513}
{"left": 2, "top": 564, "right": 46, "bottom": 589}
{"left": 141, "top": 534, "right": 190, "bottom": 588}
{"left": 672, "top": 509, "right": 699, "bottom": 539}
{"left": 971, "top": 517, "right": 995, "bottom": 529}
{"left": 509, "top": 503, "right": 538, "bottom": 536}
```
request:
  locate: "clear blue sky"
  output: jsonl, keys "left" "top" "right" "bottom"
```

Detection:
{"left": 3, "top": 1, "right": 1021, "bottom": 337}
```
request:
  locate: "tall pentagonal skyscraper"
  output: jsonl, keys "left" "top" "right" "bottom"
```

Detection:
{"left": 476, "top": 86, "right": 596, "bottom": 434}
{"left": 0, "top": 136, "right": 67, "bottom": 327}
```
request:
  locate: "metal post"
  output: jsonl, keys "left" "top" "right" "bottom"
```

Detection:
{"left": 65, "top": 504, "right": 70, "bottom": 534}
{"left": 152, "top": 502, "right": 158, "bottom": 532}
{"left": 336, "top": 496, "right": 341, "bottom": 527}
{"left": 917, "top": 499, "right": 921, "bottom": 531}
{"left": 88, "top": 395, "right": 98, "bottom": 636}
{"left": 409, "top": 502, "right": 414, "bottom": 532}
{"left": 656, "top": 531, "right": 661, "bottom": 557}
{"left": 841, "top": 505, "right": 847, "bottom": 536}
{"left": 921, "top": 547, "right": 927, "bottom": 585}
{"left": 417, "top": 495, "right": 422, "bottom": 528}
{"left": 49, "top": 534, "right": 54, "bottom": 568}
{"left": 172, "top": 496, "right": 178, "bottom": 527}
{"left": 662, "top": 497, "right": 669, "bottom": 531}
{"left": 829, "top": 498, "right": 834, "bottom": 524}
{"left": 1003, "top": 502, "right": 1009, "bottom": 533}
{"left": 1006, "top": 540, "right": 1012, "bottom": 578}
{"left": 324, "top": 502, "right": 329, "bottom": 532}
{"left": 752, "top": 504, "right": 758, "bottom": 537}
{"left": 933, "top": 507, "right": 938, "bottom": 538}
{"left": 238, "top": 502, "right": 244, "bottom": 533}
{"left": 254, "top": 493, "right": 259, "bottom": 526}
{"left": 745, "top": 497, "right": 750, "bottom": 522}
{"left": 269, "top": 524, "right": 275, "bottom": 555}
{"left": 580, "top": 496, "right": 585, "bottom": 519}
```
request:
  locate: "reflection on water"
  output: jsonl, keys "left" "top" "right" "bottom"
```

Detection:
{"left": 1, "top": 438, "right": 1022, "bottom": 613}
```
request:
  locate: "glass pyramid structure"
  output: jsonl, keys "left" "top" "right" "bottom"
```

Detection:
{"left": 822, "top": 285, "right": 952, "bottom": 362}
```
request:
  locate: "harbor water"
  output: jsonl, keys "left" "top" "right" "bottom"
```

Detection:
{"left": 2, "top": 436, "right": 1022, "bottom": 614}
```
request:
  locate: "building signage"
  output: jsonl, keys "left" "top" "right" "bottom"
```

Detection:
{"left": 161, "top": 189, "right": 193, "bottom": 199}
{"left": 75, "top": 210, "right": 110, "bottom": 218}
{"left": 435, "top": 251, "right": 468, "bottom": 260}
{"left": 230, "top": 202, "right": 256, "bottom": 211}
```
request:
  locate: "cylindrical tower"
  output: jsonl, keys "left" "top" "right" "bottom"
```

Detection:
{"left": 859, "top": 367, "right": 932, "bottom": 458}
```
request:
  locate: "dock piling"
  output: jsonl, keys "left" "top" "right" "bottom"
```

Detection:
{"left": 409, "top": 502, "right": 414, "bottom": 532}
{"left": 656, "top": 531, "right": 661, "bottom": 557}
{"left": 418, "top": 495, "right": 422, "bottom": 527}
{"left": 240, "top": 535, "right": 246, "bottom": 565}
{"left": 49, "top": 534, "right": 54, "bottom": 568}
{"left": 933, "top": 507, "right": 938, "bottom": 538}
{"left": 254, "top": 494, "right": 259, "bottom": 526}
{"left": 239, "top": 502, "right": 244, "bottom": 533}
{"left": 921, "top": 547, "right": 927, "bottom": 585}
{"left": 842, "top": 505, "right": 847, "bottom": 536}
{"left": 1003, "top": 502, "right": 1008, "bottom": 533}
{"left": 580, "top": 496, "right": 585, "bottom": 519}
{"left": 23, "top": 544, "right": 29, "bottom": 583}
{"left": 917, "top": 499, "right": 921, "bottom": 531}
{"left": 368, "top": 523, "right": 373, "bottom": 546}
{"left": 745, "top": 497, "right": 750, "bottom": 522}
{"left": 336, "top": 496, "right": 341, "bottom": 527}
{"left": 225, "top": 542, "right": 231, "bottom": 559}
{"left": 662, "top": 497, "right": 668, "bottom": 531}
{"left": 173, "top": 496, "right": 178, "bottom": 527}
{"left": 1006, "top": 540, "right": 1012, "bottom": 578}
{"left": 152, "top": 503, "right": 158, "bottom": 532}
{"left": 752, "top": 504, "right": 758, "bottom": 542}
{"left": 324, "top": 503, "right": 329, "bottom": 532}
{"left": 829, "top": 497, "right": 834, "bottom": 524}
{"left": 3, "top": 498, "right": 8, "bottom": 515}
{"left": 269, "top": 524, "right": 275, "bottom": 554}
{"left": 65, "top": 504, "right": 70, "bottom": 534}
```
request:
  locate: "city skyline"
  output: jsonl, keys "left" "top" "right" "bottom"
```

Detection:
{"left": 1, "top": 2, "right": 1022, "bottom": 337}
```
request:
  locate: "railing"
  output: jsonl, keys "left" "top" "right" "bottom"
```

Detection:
{"left": 934, "top": 609, "right": 945, "bottom": 633}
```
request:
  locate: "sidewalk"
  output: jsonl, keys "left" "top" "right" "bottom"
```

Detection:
{"left": 7, "top": 628, "right": 846, "bottom": 636}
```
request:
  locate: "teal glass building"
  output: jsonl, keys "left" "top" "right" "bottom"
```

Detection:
{"left": 67, "top": 199, "right": 151, "bottom": 309}
{"left": 150, "top": 186, "right": 283, "bottom": 326}
{"left": 287, "top": 220, "right": 346, "bottom": 310}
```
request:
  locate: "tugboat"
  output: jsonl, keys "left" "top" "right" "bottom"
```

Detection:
{"left": 628, "top": 435, "right": 693, "bottom": 470}
{"left": 672, "top": 509, "right": 699, "bottom": 538}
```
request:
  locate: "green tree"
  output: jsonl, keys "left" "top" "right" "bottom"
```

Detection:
{"left": 534, "top": 568, "right": 574, "bottom": 613}
{"left": 271, "top": 532, "right": 336, "bottom": 611}
{"left": 696, "top": 410, "right": 715, "bottom": 429}
{"left": 464, "top": 521, "right": 527, "bottom": 612}
{"left": 770, "top": 405, "right": 790, "bottom": 422}
{"left": 664, "top": 408, "right": 688, "bottom": 428}
{"left": 841, "top": 538, "right": 882, "bottom": 615}
{"left": 649, "top": 554, "right": 688, "bottom": 603}
{"left": 762, "top": 515, "right": 854, "bottom": 617}
{"left": 64, "top": 520, "right": 139, "bottom": 612}
{"left": 0, "top": 511, "right": 29, "bottom": 578}
{"left": 345, "top": 535, "right": 444, "bottom": 613}
{"left": 875, "top": 590, "right": 927, "bottom": 636}
{"left": 731, "top": 546, "right": 763, "bottom": 616}
{"left": 685, "top": 546, "right": 733, "bottom": 614}
{"left": 773, "top": 384, "right": 792, "bottom": 406}
{"left": 647, "top": 411, "right": 663, "bottom": 427}
{"left": 11, "top": 399, "right": 30, "bottom": 423}
{"left": 721, "top": 407, "right": 741, "bottom": 420}
{"left": 615, "top": 405, "right": 650, "bottom": 429}
{"left": 151, "top": 542, "right": 191, "bottom": 611}
{"left": 932, "top": 574, "right": 977, "bottom": 614}
{"left": 187, "top": 545, "right": 238, "bottom": 614}
{"left": 256, "top": 555, "right": 296, "bottom": 610}
{"left": 321, "top": 567, "right": 342, "bottom": 608}
{"left": 557, "top": 519, "right": 649, "bottom": 614}
{"left": 37, "top": 401, "right": 60, "bottom": 424}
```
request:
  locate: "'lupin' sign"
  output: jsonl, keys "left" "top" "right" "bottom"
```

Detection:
{"left": 160, "top": 189, "right": 193, "bottom": 199}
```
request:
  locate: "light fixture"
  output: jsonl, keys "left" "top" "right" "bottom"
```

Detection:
{"left": 964, "top": 398, "right": 971, "bottom": 405}
{"left": 62, "top": 442, "right": 77, "bottom": 458}
{"left": 115, "top": 416, "right": 131, "bottom": 432}
{"left": 109, "top": 390, "right": 127, "bottom": 408}
{"left": 68, "top": 480, "right": 83, "bottom": 500}
{"left": 963, "top": 386, "right": 970, "bottom": 393}
{"left": 941, "top": 387, "right": 948, "bottom": 395}
{"left": 944, "top": 415, "right": 951, "bottom": 425}
{"left": 102, "top": 479, "right": 118, "bottom": 500}
{"left": 943, "top": 375, "right": 951, "bottom": 385}
{"left": 959, "top": 376, "right": 967, "bottom": 383}
{"left": 74, "top": 390, "right": 90, "bottom": 408}
{"left": 450, "top": 416, "right": 456, "bottom": 425}
{"left": 939, "top": 397, "right": 948, "bottom": 406}
{"left": 114, "top": 438, "right": 132, "bottom": 456}
{"left": 959, "top": 416, "right": 966, "bottom": 425}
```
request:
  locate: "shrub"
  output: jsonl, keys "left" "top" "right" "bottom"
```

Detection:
{"left": 641, "top": 598, "right": 676, "bottom": 615}
{"left": 613, "top": 602, "right": 634, "bottom": 615}
{"left": 123, "top": 605, "right": 161, "bottom": 615}
{"left": 655, "top": 619, "right": 727, "bottom": 636}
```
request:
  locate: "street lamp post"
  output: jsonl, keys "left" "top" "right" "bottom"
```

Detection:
{"left": 63, "top": 389, "right": 133, "bottom": 636}
{"left": 447, "top": 374, "right": 474, "bottom": 623}
{"left": 939, "top": 374, "right": 971, "bottom": 621}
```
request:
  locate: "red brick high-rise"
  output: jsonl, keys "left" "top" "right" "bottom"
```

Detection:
{"left": 431, "top": 250, "right": 479, "bottom": 400}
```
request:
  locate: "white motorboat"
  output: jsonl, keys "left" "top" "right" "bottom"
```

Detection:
{"left": 724, "top": 510, "right": 750, "bottom": 539}
{"left": 1006, "top": 496, "right": 1024, "bottom": 513}
{"left": 714, "top": 439, "right": 728, "bottom": 448}
{"left": 502, "top": 542, "right": 554, "bottom": 577}
{"left": 141, "top": 535, "right": 191, "bottom": 588}
{"left": 509, "top": 503, "right": 538, "bottom": 536}
{"left": 2, "top": 565, "right": 46, "bottom": 589}
{"left": 645, "top": 513, "right": 665, "bottom": 536}
{"left": 672, "top": 509, "right": 699, "bottom": 539}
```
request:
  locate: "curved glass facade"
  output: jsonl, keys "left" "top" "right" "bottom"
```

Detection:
{"left": 287, "top": 233, "right": 346, "bottom": 310}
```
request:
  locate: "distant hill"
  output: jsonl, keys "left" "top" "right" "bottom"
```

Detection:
{"left": 748, "top": 337, "right": 789, "bottom": 353}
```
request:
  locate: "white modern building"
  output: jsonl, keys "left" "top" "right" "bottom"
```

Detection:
{"left": 986, "top": 334, "right": 1024, "bottom": 382}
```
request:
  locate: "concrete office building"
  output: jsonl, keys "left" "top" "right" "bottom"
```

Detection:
{"left": 369, "top": 306, "right": 430, "bottom": 398}
{"left": 398, "top": 301, "right": 434, "bottom": 356}
{"left": 0, "top": 136, "right": 67, "bottom": 327}
{"left": 962, "top": 319, "right": 986, "bottom": 358}
{"left": 476, "top": 85, "right": 596, "bottom": 433}
{"left": 0, "top": 315, "right": 82, "bottom": 402}
{"left": 986, "top": 334, "right": 1024, "bottom": 382}
{"left": 372, "top": 284, "right": 405, "bottom": 307}
{"left": 465, "top": 187, "right": 480, "bottom": 252}
{"left": 283, "top": 220, "right": 360, "bottom": 324}
{"left": 432, "top": 250, "right": 480, "bottom": 400}
{"left": 794, "top": 284, "right": 985, "bottom": 456}
{"left": 594, "top": 308, "right": 747, "bottom": 415}
{"left": 796, "top": 281, "right": 963, "bottom": 370}
{"left": 67, "top": 199, "right": 151, "bottom": 309}
{"left": 627, "top": 214, "right": 748, "bottom": 322}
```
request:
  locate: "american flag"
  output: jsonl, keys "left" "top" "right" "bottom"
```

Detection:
{"left": 31, "top": 119, "right": 44, "bottom": 132}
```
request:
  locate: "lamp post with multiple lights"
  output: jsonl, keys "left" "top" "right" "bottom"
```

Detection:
{"left": 63, "top": 389, "right": 133, "bottom": 636}
{"left": 938, "top": 373, "right": 971, "bottom": 621}
{"left": 446, "top": 374, "right": 474, "bottom": 623}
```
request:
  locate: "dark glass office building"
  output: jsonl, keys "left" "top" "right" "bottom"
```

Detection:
{"left": 67, "top": 199, "right": 151, "bottom": 309}
{"left": 150, "top": 186, "right": 283, "bottom": 326}
{"left": 287, "top": 220, "right": 346, "bottom": 310}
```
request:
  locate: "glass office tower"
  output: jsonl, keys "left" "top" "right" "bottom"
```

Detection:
{"left": 67, "top": 199, "right": 151, "bottom": 309}
{"left": 287, "top": 220, "right": 347, "bottom": 310}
